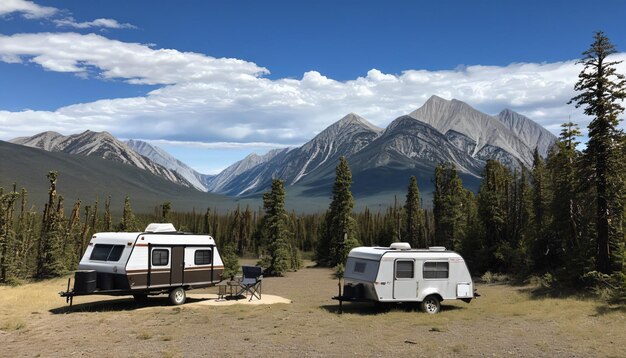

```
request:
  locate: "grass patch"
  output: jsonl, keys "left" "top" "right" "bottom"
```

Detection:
{"left": 1, "top": 265, "right": 625, "bottom": 357}
{"left": 136, "top": 331, "right": 153, "bottom": 340}
{"left": 0, "top": 318, "right": 26, "bottom": 331}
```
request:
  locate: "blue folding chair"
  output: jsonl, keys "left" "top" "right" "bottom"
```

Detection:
{"left": 238, "top": 266, "right": 263, "bottom": 301}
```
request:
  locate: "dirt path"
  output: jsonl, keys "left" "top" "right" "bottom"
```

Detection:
{"left": 1, "top": 266, "right": 625, "bottom": 357}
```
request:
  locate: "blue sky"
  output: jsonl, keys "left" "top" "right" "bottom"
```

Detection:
{"left": 1, "top": 0, "right": 625, "bottom": 173}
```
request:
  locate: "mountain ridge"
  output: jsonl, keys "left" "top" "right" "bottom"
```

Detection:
{"left": 11, "top": 130, "right": 193, "bottom": 188}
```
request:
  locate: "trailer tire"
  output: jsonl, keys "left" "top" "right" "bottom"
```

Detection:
{"left": 421, "top": 295, "right": 441, "bottom": 314}
{"left": 169, "top": 287, "right": 186, "bottom": 305}
{"left": 133, "top": 294, "right": 148, "bottom": 303}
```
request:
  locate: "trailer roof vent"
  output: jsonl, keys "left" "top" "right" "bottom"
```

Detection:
{"left": 390, "top": 242, "right": 411, "bottom": 250}
{"left": 144, "top": 223, "right": 176, "bottom": 233}
{"left": 428, "top": 246, "right": 446, "bottom": 251}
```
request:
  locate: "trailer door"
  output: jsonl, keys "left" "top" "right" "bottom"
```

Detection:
{"left": 393, "top": 259, "right": 417, "bottom": 300}
{"left": 170, "top": 246, "right": 184, "bottom": 286}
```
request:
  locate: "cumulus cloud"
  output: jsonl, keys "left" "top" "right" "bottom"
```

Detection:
{"left": 0, "top": 31, "right": 625, "bottom": 153}
{"left": 53, "top": 17, "right": 136, "bottom": 29}
{"left": 0, "top": 33, "right": 267, "bottom": 84}
{"left": 0, "top": 0, "right": 57, "bottom": 19}
{"left": 1, "top": 1, "right": 135, "bottom": 30}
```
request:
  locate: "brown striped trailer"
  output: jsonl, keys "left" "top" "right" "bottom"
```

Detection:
{"left": 60, "top": 223, "right": 223, "bottom": 306}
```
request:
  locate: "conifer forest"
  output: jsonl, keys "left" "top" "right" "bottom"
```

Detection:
{"left": 0, "top": 32, "right": 624, "bottom": 300}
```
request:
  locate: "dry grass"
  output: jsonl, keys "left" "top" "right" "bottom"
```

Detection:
{"left": 1, "top": 262, "right": 625, "bottom": 357}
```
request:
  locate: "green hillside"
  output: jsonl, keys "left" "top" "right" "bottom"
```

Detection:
{"left": 0, "top": 140, "right": 234, "bottom": 214}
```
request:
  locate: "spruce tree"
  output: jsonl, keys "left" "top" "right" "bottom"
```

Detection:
{"left": 569, "top": 31, "right": 626, "bottom": 274}
{"left": 404, "top": 176, "right": 423, "bottom": 248}
{"left": 259, "top": 179, "right": 291, "bottom": 276}
{"left": 547, "top": 122, "right": 588, "bottom": 282}
{"left": 162, "top": 201, "right": 172, "bottom": 222}
{"left": 36, "top": 171, "right": 65, "bottom": 278}
{"left": 103, "top": 196, "right": 112, "bottom": 231}
{"left": 477, "top": 160, "right": 513, "bottom": 272}
{"left": 433, "top": 163, "right": 465, "bottom": 250}
{"left": 316, "top": 157, "right": 359, "bottom": 267}
{"left": 530, "top": 149, "right": 553, "bottom": 271}
{"left": 119, "top": 196, "right": 138, "bottom": 232}
{"left": 0, "top": 186, "right": 19, "bottom": 283}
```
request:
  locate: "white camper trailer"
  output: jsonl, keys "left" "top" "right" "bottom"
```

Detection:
{"left": 334, "top": 243, "right": 478, "bottom": 313}
{"left": 60, "top": 223, "right": 223, "bottom": 306}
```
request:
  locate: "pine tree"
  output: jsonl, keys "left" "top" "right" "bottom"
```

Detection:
{"left": 103, "top": 196, "right": 112, "bottom": 231}
{"left": 433, "top": 164, "right": 465, "bottom": 250}
{"left": 316, "top": 157, "right": 359, "bottom": 267}
{"left": 569, "top": 31, "right": 626, "bottom": 274}
{"left": 220, "top": 241, "right": 240, "bottom": 279}
{"left": 477, "top": 160, "right": 513, "bottom": 272}
{"left": 119, "top": 196, "right": 138, "bottom": 232}
{"left": 547, "top": 122, "right": 588, "bottom": 282}
{"left": 161, "top": 201, "right": 172, "bottom": 222}
{"left": 259, "top": 179, "right": 291, "bottom": 276}
{"left": 36, "top": 171, "right": 65, "bottom": 278}
{"left": 0, "top": 186, "right": 19, "bottom": 283}
{"left": 530, "top": 148, "right": 553, "bottom": 272}
{"left": 404, "top": 176, "right": 423, "bottom": 248}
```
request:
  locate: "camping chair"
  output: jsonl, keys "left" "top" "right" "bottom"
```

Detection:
{"left": 238, "top": 266, "right": 263, "bottom": 301}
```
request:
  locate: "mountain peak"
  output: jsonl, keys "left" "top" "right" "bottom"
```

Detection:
{"left": 496, "top": 109, "right": 556, "bottom": 157}
{"left": 334, "top": 113, "right": 382, "bottom": 133}
{"left": 425, "top": 94, "right": 448, "bottom": 103}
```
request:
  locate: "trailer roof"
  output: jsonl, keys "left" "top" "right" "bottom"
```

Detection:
{"left": 349, "top": 246, "right": 461, "bottom": 261}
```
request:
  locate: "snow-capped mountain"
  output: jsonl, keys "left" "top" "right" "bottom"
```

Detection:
{"left": 408, "top": 95, "right": 539, "bottom": 168}
{"left": 206, "top": 148, "right": 291, "bottom": 194}
{"left": 11, "top": 131, "right": 193, "bottom": 188}
{"left": 496, "top": 109, "right": 556, "bottom": 157}
{"left": 8, "top": 96, "right": 557, "bottom": 201}
{"left": 210, "top": 113, "right": 383, "bottom": 196}
{"left": 209, "top": 96, "right": 556, "bottom": 197}
{"left": 125, "top": 139, "right": 212, "bottom": 192}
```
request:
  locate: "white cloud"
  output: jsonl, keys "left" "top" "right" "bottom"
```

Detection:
{"left": 1, "top": 1, "right": 135, "bottom": 30}
{"left": 0, "top": 33, "right": 267, "bottom": 84}
{"left": 0, "top": 0, "right": 57, "bottom": 19}
{"left": 53, "top": 17, "right": 136, "bottom": 29}
{"left": 0, "top": 31, "right": 625, "bottom": 157}
{"left": 142, "top": 139, "right": 294, "bottom": 150}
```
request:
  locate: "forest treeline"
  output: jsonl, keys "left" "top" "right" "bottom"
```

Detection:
{"left": 0, "top": 32, "right": 624, "bottom": 297}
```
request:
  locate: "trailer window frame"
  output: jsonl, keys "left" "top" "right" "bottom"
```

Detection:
{"left": 151, "top": 249, "right": 169, "bottom": 266}
{"left": 89, "top": 244, "right": 125, "bottom": 262}
{"left": 194, "top": 249, "right": 212, "bottom": 265}
{"left": 395, "top": 259, "right": 415, "bottom": 279}
{"left": 423, "top": 261, "right": 449, "bottom": 279}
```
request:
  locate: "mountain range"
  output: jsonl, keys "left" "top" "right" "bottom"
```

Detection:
{"left": 4, "top": 96, "right": 556, "bottom": 211}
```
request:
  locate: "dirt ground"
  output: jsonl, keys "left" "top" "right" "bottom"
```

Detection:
{"left": 1, "top": 264, "right": 625, "bottom": 357}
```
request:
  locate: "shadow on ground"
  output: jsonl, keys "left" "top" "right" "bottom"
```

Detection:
{"left": 518, "top": 285, "right": 592, "bottom": 300}
{"left": 49, "top": 296, "right": 208, "bottom": 314}
{"left": 320, "top": 301, "right": 464, "bottom": 315}
{"left": 593, "top": 304, "right": 626, "bottom": 316}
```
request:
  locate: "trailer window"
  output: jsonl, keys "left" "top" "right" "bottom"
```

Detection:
{"left": 194, "top": 250, "right": 212, "bottom": 265}
{"left": 152, "top": 249, "right": 169, "bottom": 266}
{"left": 423, "top": 261, "right": 449, "bottom": 279}
{"left": 354, "top": 261, "right": 366, "bottom": 273}
{"left": 395, "top": 260, "right": 414, "bottom": 279}
{"left": 90, "top": 244, "right": 125, "bottom": 262}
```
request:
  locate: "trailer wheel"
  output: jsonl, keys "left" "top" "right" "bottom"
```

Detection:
{"left": 133, "top": 294, "right": 148, "bottom": 303}
{"left": 169, "top": 287, "right": 186, "bottom": 305}
{"left": 421, "top": 295, "right": 441, "bottom": 314}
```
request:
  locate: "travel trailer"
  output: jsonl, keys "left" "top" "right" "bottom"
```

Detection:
{"left": 60, "top": 223, "right": 223, "bottom": 306}
{"left": 334, "top": 243, "right": 478, "bottom": 313}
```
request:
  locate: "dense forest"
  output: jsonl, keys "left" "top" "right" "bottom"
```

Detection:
{"left": 0, "top": 32, "right": 624, "bottom": 299}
